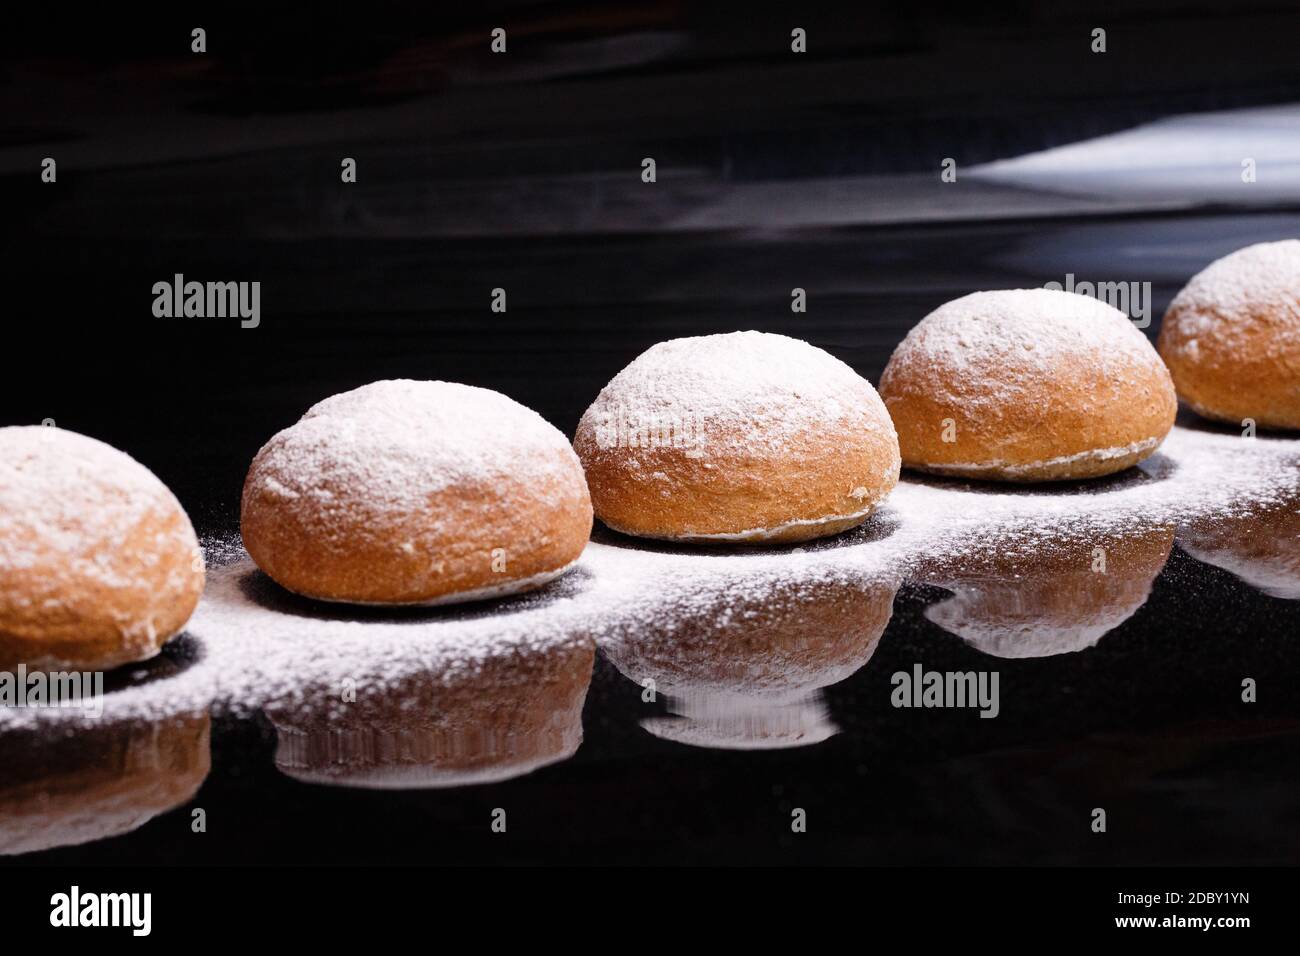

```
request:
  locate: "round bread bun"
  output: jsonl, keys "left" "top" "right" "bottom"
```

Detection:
{"left": 879, "top": 290, "right": 1177, "bottom": 481}
{"left": 241, "top": 380, "right": 593, "bottom": 605}
{"left": 917, "top": 522, "right": 1174, "bottom": 658}
{"left": 0, "top": 713, "right": 210, "bottom": 856}
{"left": 573, "top": 331, "right": 900, "bottom": 544}
{"left": 600, "top": 568, "right": 897, "bottom": 749}
{"left": 265, "top": 636, "right": 593, "bottom": 789}
{"left": 0, "top": 427, "right": 204, "bottom": 672}
{"left": 1157, "top": 240, "right": 1300, "bottom": 430}
{"left": 1180, "top": 490, "right": 1300, "bottom": 600}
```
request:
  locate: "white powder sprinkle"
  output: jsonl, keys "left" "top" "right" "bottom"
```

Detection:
{"left": 3, "top": 425, "right": 1296, "bottom": 731}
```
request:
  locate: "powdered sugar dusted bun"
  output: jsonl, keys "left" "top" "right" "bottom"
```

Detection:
{"left": 880, "top": 289, "right": 1177, "bottom": 481}
{"left": 573, "top": 331, "right": 900, "bottom": 543}
{"left": 1157, "top": 240, "right": 1300, "bottom": 430}
{"left": 241, "top": 380, "right": 593, "bottom": 605}
{"left": 0, "top": 427, "right": 204, "bottom": 671}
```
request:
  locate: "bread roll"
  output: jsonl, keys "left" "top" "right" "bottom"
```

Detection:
{"left": 0, "top": 427, "right": 204, "bottom": 671}
{"left": 1158, "top": 240, "right": 1300, "bottom": 430}
{"left": 880, "top": 290, "right": 1177, "bottom": 481}
{"left": 242, "top": 380, "right": 593, "bottom": 605}
{"left": 574, "top": 331, "right": 900, "bottom": 543}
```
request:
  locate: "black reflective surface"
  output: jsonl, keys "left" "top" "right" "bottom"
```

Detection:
{"left": 3, "top": 1, "right": 1300, "bottom": 868}
{"left": 1, "top": 481, "right": 1296, "bottom": 865}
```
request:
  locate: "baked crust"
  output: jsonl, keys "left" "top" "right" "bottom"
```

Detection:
{"left": 0, "top": 427, "right": 204, "bottom": 672}
{"left": 880, "top": 290, "right": 1177, "bottom": 482}
{"left": 574, "top": 331, "right": 900, "bottom": 543}
{"left": 241, "top": 381, "right": 593, "bottom": 605}
{"left": 1157, "top": 241, "right": 1300, "bottom": 430}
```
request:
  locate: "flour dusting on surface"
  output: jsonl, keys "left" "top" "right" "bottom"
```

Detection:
{"left": 3, "top": 425, "right": 1297, "bottom": 729}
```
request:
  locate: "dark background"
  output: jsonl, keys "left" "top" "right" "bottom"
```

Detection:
{"left": 2, "top": 1, "right": 1300, "bottom": 868}
{"left": 4, "top": 0, "right": 1300, "bottom": 535}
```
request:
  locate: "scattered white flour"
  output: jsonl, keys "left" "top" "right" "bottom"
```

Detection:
{"left": 2, "top": 424, "right": 1297, "bottom": 731}
{"left": 190, "top": 555, "right": 596, "bottom": 715}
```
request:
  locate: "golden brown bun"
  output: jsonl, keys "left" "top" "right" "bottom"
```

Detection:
{"left": 1158, "top": 240, "right": 1300, "bottom": 430}
{"left": 265, "top": 636, "right": 594, "bottom": 789}
{"left": 0, "top": 427, "right": 204, "bottom": 671}
{"left": 1181, "top": 489, "right": 1300, "bottom": 600}
{"left": 600, "top": 566, "right": 897, "bottom": 748}
{"left": 241, "top": 380, "right": 593, "bottom": 605}
{"left": 574, "top": 331, "right": 900, "bottom": 543}
{"left": 917, "top": 522, "right": 1174, "bottom": 657}
{"left": 0, "top": 713, "right": 210, "bottom": 855}
{"left": 880, "top": 290, "right": 1177, "bottom": 482}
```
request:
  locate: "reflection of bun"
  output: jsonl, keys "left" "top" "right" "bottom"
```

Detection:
{"left": 0, "top": 427, "right": 204, "bottom": 671}
{"left": 602, "top": 573, "right": 895, "bottom": 701}
{"left": 574, "top": 332, "right": 900, "bottom": 543}
{"left": 920, "top": 524, "right": 1174, "bottom": 657}
{"left": 1181, "top": 493, "right": 1300, "bottom": 600}
{"left": 242, "top": 380, "right": 592, "bottom": 606}
{"left": 641, "top": 703, "right": 837, "bottom": 750}
{"left": 880, "top": 290, "right": 1176, "bottom": 481}
{"left": 601, "top": 569, "right": 896, "bottom": 748}
{"left": 0, "top": 714, "right": 210, "bottom": 856}
{"left": 265, "top": 638, "right": 594, "bottom": 789}
{"left": 1158, "top": 241, "right": 1300, "bottom": 430}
